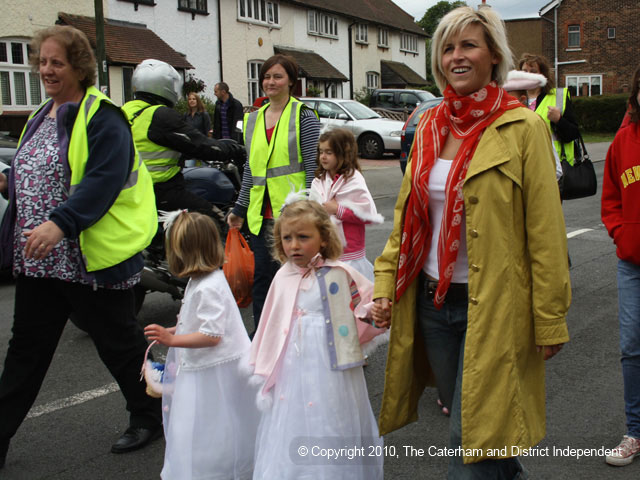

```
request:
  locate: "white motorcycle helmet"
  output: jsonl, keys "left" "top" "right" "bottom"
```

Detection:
{"left": 132, "top": 59, "right": 183, "bottom": 106}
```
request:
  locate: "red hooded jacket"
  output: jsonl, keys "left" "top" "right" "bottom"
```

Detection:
{"left": 601, "top": 121, "right": 640, "bottom": 265}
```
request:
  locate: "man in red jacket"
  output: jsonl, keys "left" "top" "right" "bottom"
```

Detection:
{"left": 601, "top": 66, "right": 640, "bottom": 468}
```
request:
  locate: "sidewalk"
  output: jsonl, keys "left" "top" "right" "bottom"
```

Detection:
{"left": 585, "top": 142, "right": 611, "bottom": 162}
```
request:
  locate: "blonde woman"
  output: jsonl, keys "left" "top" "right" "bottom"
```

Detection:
{"left": 372, "top": 6, "right": 570, "bottom": 478}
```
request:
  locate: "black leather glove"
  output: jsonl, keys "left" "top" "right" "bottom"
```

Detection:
{"left": 216, "top": 139, "right": 246, "bottom": 165}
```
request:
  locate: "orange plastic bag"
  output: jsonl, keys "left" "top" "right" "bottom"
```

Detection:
{"left": 223, "top": 228, "right": 254, "bottom": 308}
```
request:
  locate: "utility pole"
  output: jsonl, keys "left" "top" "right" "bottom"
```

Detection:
{"left": 94, "top": 0, "right": 108, "bottom": 95}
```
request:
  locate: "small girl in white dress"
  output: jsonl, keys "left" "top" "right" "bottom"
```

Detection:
{"left": 249, "top": 199, "right": 387, "bottom": 479}
{"left": 144, "top": 211, "right": 259, "bottom": 480}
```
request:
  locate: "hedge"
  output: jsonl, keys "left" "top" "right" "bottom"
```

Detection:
{"left": 572, "top": 93, "right": 628, "bottom": 133}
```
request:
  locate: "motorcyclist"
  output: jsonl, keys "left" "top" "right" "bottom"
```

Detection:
{"left": 122, "top": 59, "right": 244, "bottom": 224}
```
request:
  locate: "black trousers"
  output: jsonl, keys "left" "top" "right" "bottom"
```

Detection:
{"left": 153, "top": 173, "right": 214, "bottom": 215}
{"left": 0, "top": 275, "right": 161, "bottom": 443}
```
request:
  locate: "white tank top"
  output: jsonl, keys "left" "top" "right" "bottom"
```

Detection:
{"left": 422, "top": 158, "right": 469, "bottom": 283}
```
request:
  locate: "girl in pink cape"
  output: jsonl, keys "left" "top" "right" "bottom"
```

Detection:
{"left": 310, "top": 128, "right": 383, "bottom": 281}
{"left": 248, "top": 198, "right": 387, "bottom": 479}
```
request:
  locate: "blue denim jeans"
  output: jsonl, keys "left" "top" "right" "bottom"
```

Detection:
{"left": 617, "top": 259, "right": 640, "bottom": 438}
{"left": 417, "top": 277, "right": 527, "bottom": 480}
{"left": 250, "top": 219, "right": 280, "bottom": 330}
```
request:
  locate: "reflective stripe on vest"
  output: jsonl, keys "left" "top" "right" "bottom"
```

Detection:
{"left": 536, "top": 88, "right": 575, "bottom": 165}
{"left": 65, "top": 87, "right": 156, "bottom": 271}
{"left": 121, "top": 100, "right": 181, "bottom": 183}
{"left": 244, "top": 98, "right": 306, "bottom": 235}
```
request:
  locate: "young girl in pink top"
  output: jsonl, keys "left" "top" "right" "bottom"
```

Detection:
{"left": 310, "top": 128, "right": 383, "bottom": 281}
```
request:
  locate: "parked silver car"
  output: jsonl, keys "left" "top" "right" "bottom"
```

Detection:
{"left": 299, "top": 97, "right": 404, "bottom": 159}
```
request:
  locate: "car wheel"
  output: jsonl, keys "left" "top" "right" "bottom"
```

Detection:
{"left": 69, "top": 284, "right": 146, "bottom": 333}
{"left": 358, "top": 133, "right": 384, "bottom": 159}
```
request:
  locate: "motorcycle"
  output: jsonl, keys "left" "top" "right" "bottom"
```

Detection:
{"left": 134, "top": 151, "right": 245, "bottom": 313}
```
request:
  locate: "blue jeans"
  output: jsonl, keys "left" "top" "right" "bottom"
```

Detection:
{"left": 617, "top": 259, "right": 640, "bottom": 438}
{"left": 417, "top": 277, "right": 527, "bottom": 479}
{"left": 250, "top": 219, "right": 280, "bottom": 330}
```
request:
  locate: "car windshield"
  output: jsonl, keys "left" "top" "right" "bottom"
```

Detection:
{"left": 340, "top": 101, "right": 381, "bottom": 120}
{"left": 409, "top": 99, "right": 443, "bottom": 127}
{"left": 416, "top": 91, "right": 436, "bottom": 102}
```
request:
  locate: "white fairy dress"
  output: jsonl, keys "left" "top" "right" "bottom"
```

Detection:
{"left": 160, "top": 270, "right": 261, "bottom": 480}
{"left": 253, "top": 274, "right": 383, "bottom": 479}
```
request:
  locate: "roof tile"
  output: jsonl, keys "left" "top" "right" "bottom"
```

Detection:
{"left": 58, "top": 13, "right": 193, "bottom": 69}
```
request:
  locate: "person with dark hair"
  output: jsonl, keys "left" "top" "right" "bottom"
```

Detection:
{"left": 372, "top": 7, "right": 570, "bottom": 478}
{"left": 0, "top": 26, "right": 161, "bottom": 468}
{"left": 227, "top": 54, "right": 320, "bottom": 331}
{"left": 213, "top": 82, "right": 244, "bottom": 142}
{"left": 601, "top": 65, "right": 640, "bottom": 468}
{"left": 183, "top": 92, "right": 212, "bottom": 137}
{"left": 519, "top": 53, "right": 580, "bottom": 165}
{"left": 310, "top": 128, "right": 383, "bottom": 281}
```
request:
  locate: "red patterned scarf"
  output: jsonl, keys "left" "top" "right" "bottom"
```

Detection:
{"left": 395, "top": 82, "right": 521, "bottom": 307}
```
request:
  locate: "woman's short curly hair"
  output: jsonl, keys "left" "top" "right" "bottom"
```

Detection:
{"left": 272, "top": 200, "right": 342, "bottom": 264}
{"left": 431, "top": 6, "right": 513, "bottom": 92}
{"left": 29, "top": 25, "right": 97, "bottom": 89}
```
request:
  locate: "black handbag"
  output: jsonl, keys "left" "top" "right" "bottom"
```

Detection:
{"left": 559, "top": 134, "right": 597, "bottom": 200}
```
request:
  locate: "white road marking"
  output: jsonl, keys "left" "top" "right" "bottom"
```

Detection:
{"left": 567, "top": 228, "right": 593, "bottom": 239}
{"left": 26, "top": 382, "right": 120, "bottom": 419}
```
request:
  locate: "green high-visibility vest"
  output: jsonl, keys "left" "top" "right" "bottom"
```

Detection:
{"left": 20, "top": 87, "right": 157, "bottom": 272}
{"left": 244, "top": 97, "right": 306, "bottom": 235}
{"left": 536, "top": 88, "right": 575, "bottom": 165}
{"left": 121, "top": 100, "right": 181, "bottom": 183}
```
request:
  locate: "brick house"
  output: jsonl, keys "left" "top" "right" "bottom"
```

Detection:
{"left": 539, "top": 0, "right": 638, "bottom": 96}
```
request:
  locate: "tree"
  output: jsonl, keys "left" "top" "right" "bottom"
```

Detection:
{"left": 418, "top": 1, "right": 466, "bottom": 94}
{"left": 418, "top": 1, "right": 467, "bottom": 36}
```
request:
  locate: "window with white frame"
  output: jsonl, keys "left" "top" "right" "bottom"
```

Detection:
{"left": 0, "top": 39, "right": 45, "bottom": 110}
{"left": 366, "top": 72, "right": 379, "bottom": 91}
{"left": 607, "top": 27, "right": 616, "bottom": 39}
{"left": 568, "top": 25, "right": 580, "bottom": 48}
{"left": 356, "top": 24, "right": 368, "bottom": 44}
{"left": 377, "top": 28, "right": 389, "bottom": 48}
{"left": 400, "top": 33, "right": 418, "bottom": 53}
{"left": 566, "top": 75, "right": 601, "bottom": 97}
{"left": 308, "top": 10, "right": 338, "bottom": 38}
{"left": 247, "top": 60, "right": 263, "bottom": 105}
{"left": 238, "top": 0, "right": 279, "bottom": 26}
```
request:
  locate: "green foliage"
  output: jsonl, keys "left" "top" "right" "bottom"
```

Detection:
{"left": 573, "top": 94, "right": 628, "bottom": 133}
{"left": 353, "top": 86, "right": 371, "bottom": 106}
{"left": 418, "top": 1, "right": 465, "bottom": 93}
{"left": 174, "top": 95, "right": 216, "bottom": 119}
{"left": 182, "top": 74, "right": 206, "bottom": 96}
{"left": 418, "top": 1, "right": 467, "bottom": 36}
{"left": 306, "top": 85, "right": 322, "bottom": 97}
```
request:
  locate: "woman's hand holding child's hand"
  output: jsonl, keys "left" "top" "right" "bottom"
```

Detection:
{"left": 372, "top": 298, "right": 392, "bottom": 328}
{"left": 145, "top": 324, "right": 175, "bottom": 347}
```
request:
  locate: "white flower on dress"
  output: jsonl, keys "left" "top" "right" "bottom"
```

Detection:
{"left": 450, "top": 239, "right": 460, "bottom": 252}
{"left": 452, "top": 213, "right": 462, "bottom": 226}
{"left": 453, "top": 100, "right": 462, "bottom": 110}
{"left": 471, "top": 109, "right": 485, "bottom": 118}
